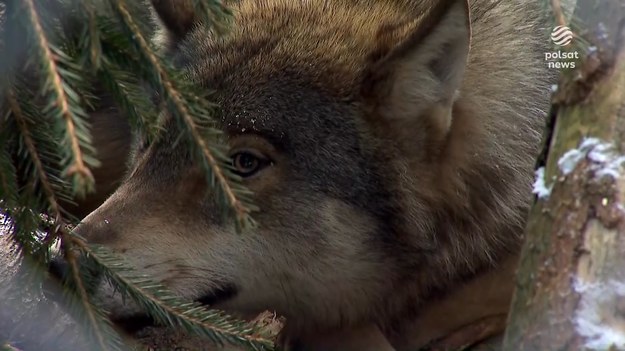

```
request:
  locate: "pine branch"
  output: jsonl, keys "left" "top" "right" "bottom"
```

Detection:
{"left": 0, "top": 1, "right": 20, "bottom": 85}
{"left": 5, "top": 86, "right": 125, "bottom": 351}
{"left": 19, "top": 0, "right": 97, "bottom": 198}
{"left": 3, "top": 1, "right": 275, "bottom": 350}
{"left": 7, "top": 81, "right": 77, "bottom": 209}
{"left": 70, "top": 237, "right": 276, "bottom": 351}
{"left": 97, "top": 57, "right": 161, "bottom": 140}
{"left": 78, "top": 0, "right": 103, "bottom": 70}
{"left": 0, "top": 115, "right": 18, "bottom": 208}
{"left": 4, "top": 88, "right": 56, "bottom": 253}
{"left": 7, "top": 89, "right": 61, "bottom": 222}
{"left": 108, "top": 0, "right": 258, "bottom": 230}
{"left": 7, "top": 84, "right": 125, "bottom": 350}
{"left": 551, "top": 0, "right": 568, "bottom": 27}
{"left": 59, "top": 229, "right": 127, "bottom": 351}
{"left": 192, "top": 0, "right": 235, "bottom": 35}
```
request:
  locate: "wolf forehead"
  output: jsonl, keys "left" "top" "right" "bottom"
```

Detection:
{"left": 156, "top": 2, "right": 422, "bottom": 157}
{"left": 159, "top": 0, "right": 438, "bottom": 157}
{"left": 144, "top": 1, "right": 409, "bottom": 196}
{"left": 171, "top": 0, "right": 428, "bottom": 96}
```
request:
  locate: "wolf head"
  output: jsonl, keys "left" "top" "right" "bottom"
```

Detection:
{"left": 74, "top": 0, "right": 551, "bottom": 339}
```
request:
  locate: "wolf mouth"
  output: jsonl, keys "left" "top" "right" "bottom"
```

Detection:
{"left": 197, "top": 283, "right": 239, "bottom": 306}
{"left": 113, "top": 284, "right": 239, "bottom": 334}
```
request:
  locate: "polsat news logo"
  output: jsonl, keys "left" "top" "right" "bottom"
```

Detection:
{"left": 551, "top": 25, "right": 574, "bottom": 46}
{"left": 545, "top": 25, "right": 578, "bottom": 69}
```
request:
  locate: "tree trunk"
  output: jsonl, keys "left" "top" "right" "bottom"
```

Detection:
{"left": 502, "top": 1, "right": 625, "bottom": 350}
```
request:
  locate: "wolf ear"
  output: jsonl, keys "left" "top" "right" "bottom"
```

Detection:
{"left": 362, "top": 0, "right": 471, "bottom": 142}
{"left": 150, "top": 0, "right": 198, "bottom": 40}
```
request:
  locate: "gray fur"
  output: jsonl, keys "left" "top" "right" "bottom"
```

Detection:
{"left": 72, "top": 0, "right": 554, "bottom": 348}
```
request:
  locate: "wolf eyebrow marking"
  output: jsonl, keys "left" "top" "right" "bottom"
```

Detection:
{"left": 227, "top": 128, "right": 289, "bottom": 152}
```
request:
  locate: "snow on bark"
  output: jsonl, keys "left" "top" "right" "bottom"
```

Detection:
{"left": 574, "top": 279, "right": 625, "bottom": 350}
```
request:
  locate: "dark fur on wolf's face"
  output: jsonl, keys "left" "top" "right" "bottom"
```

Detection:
{"left": 75, "top": 0, "right": 553, "bottom": 340}
{"left": 111, "top": 63, "right": 398, "bottom": 330}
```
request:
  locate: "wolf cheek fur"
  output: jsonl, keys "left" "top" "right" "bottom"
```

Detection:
{"left": 73, "top": 0, "right": 554, "bottom": 347}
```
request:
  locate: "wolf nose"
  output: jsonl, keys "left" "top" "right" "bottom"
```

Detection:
{"left": 74, "top": 213, "right": 119, "bottom": 245}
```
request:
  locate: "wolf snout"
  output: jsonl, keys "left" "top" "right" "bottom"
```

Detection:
{"left": 46, "top": 214, "right": 116, "bottom": 291}
{"left": 73, "top": 211, "right": 120, "bottom": 245}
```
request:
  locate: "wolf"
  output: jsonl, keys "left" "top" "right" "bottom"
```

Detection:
{"left": 55, "top": 0, "right": 554, "bottom": 348}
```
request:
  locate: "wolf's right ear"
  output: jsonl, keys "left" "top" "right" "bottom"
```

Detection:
{"left": 362, "top": 0, "right": 471, "bottom": 147}
{"left": 150, "top": 0, "right": 198, "bottom": 40}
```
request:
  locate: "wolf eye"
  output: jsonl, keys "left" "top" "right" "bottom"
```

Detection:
{"left": 231, "top": 151, "right": 270, "bottom": 177}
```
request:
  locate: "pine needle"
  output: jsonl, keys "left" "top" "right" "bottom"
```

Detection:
{"left": 72, "top": 238, "right": 276, "bottom": 351}
{"left": 19, "top": 0, "right": 97, "bottom": 197}
{"left": 78, "top": 0, "right": 103, "bottom": 69}
{"left": 0, "top": 112, "right": 18, "bottom": 208}
{"left": 59, "top": 230, "right": 127, "bottom": 351}
{"left": 97, "top": 57, "right": 161, "bottom": 140}
{"left": 108, "top": 0, "right": 258, "bottom": 230}
{"left": 193, "top": 0, "right": 235, "bottom": 35}
{"left": 2, "top": 1, "right": 272, "bottom": 349}
{"left": 7, "top": 89, "right": 62, "bottom": 222}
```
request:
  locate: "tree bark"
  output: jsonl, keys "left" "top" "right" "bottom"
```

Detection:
{"left": 503, "top": 1, "right": 625, "bottom": 350}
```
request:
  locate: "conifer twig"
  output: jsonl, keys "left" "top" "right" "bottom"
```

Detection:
{"left": 70, "top": 236, "right": 276, "bottom": 351}
{"left": 8, "top": 86, "right": 124, "bottom": 349}
{"left": 0, "top": 146, "right": 17, "bottom": 206}
{"left": 109, "top": 0, "right": 256, "bottom": 227}
{"left": 193, "top": 0, "right": 234, "bottom": 35}
{"left": 7, "top": 89, "right": 60, "bottom": 220}
{"left": 21, "top": 0, "right": 93, "bottom": 185}
{"left": 551, "top": 0, "right": 567, "bottom": 27}
{"left": 2, "top": 1, "right": 270, "bottom": 349}
{"left": 79, "top": 0, "right": 103, "bottom": 69}
{"left": 0, "top": 113, "right": 18, "bottom": 207}
{"left": 60, "top": 231, "right": 117, "bottom": 351}
{"left": 97, "top": 57, "right": 160, "bottom": 140}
